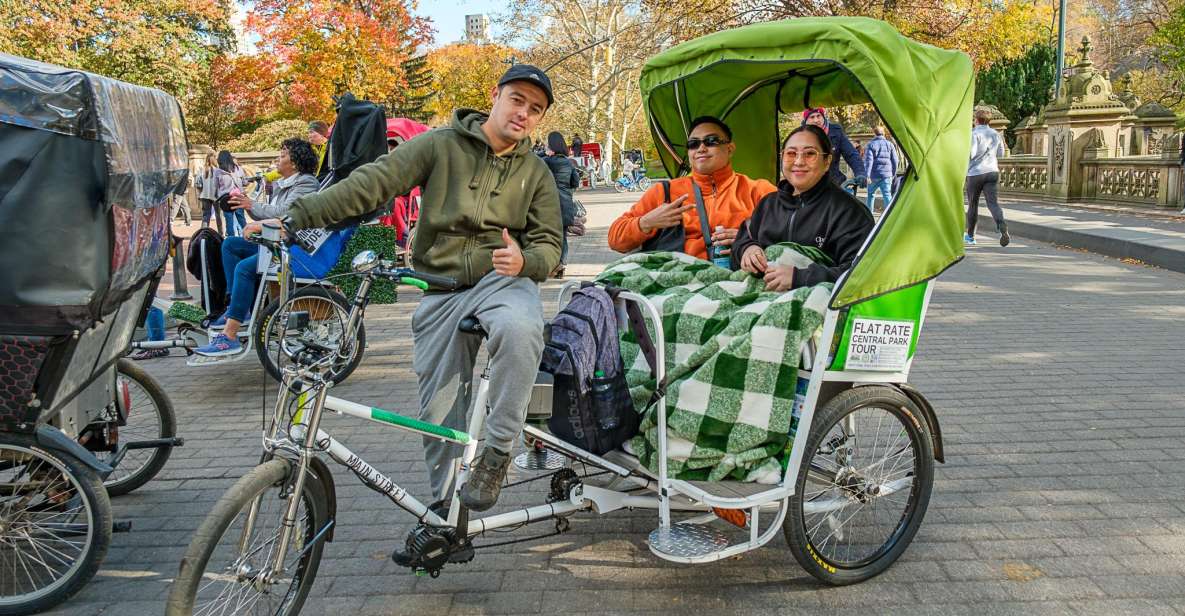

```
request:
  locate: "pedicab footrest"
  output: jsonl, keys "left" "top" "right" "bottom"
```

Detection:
{"left": 648, "top": 524, "right": 731, "bottom": 560}
{"left": 668, "top": 479, "right": 790, "bottom": 509}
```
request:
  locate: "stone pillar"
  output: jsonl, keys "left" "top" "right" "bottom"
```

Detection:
{"left": 1161, "top": 132, "right": 1183, "bottom": 209}
{"left": 1040, "top": 36, "right": 1133, "bottom": 201}
{"left": 186, "top": 144, "right": 214, "bottom": 215}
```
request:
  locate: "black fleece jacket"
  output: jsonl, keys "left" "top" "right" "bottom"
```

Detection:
{"left": 731, "top": 178, "right": 875, "bottom": 288}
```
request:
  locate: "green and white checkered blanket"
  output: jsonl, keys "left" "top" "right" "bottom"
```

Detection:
{"left": 595, "top": 244, "right": 832, "bottom": 484}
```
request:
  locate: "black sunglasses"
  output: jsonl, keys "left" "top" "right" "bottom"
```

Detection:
{"left": 686, "top": 135, "right": 730, "bottom": 150}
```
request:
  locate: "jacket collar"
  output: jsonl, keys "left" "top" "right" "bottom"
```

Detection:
{"left": 689, "top": 165, "right": 736, "bottom": 191}
{"left": 776, "top": 177, "right": 830, "bottom": 208}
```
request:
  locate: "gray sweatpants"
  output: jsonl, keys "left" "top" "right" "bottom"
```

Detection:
{"left": 412, "top": 271, "right": 544, "bottom": 500}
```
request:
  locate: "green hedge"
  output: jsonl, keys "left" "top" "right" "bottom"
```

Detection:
{"left": 329, "top": 225, "right": 400, "bottom": 304}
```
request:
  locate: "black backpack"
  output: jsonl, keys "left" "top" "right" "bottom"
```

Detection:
{"left": 185, "top": 227, "right": 227, "bottom": 318}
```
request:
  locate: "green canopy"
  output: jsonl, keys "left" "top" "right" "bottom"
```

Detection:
{"left": 640, "top": 17, "right": 973, "bottom": 308}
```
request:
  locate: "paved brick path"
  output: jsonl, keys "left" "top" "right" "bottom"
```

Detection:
{"left": 48, "top": 190, "right": 1185, "bottom": 615}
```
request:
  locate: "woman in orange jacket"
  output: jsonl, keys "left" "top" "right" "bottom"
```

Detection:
{"left": 608, "top": 116, "right": 776, "bottom": 261}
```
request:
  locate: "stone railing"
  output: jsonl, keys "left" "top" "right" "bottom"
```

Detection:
{"left": 997, "top": 156, "right": 1050, "bottom": 196}
{"left": 1081, "top": 157, "right": 1182, "bottom": 207}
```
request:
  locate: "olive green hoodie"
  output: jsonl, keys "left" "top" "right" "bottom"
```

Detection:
{"left": 285, "top": 109, "right": 562, "bottom": 288}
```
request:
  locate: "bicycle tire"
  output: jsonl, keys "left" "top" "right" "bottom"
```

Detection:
{"left": 784, "top": 385, "right": 934, "bottom": 585}
{"left": 0, "top": 433, "right": 112, "bottom": 616}
{"left": 637, "top": 177, "right": 653, "bottom": 191}
{"left": 254, "top": 286, "right": 365, "bottom": 385}
{"left": 97, "top": 359, "right": 177, "bottom": 496}
{"left": 166, "top": 459, "right": 328, "bottom": 616}
{"left": 614, "top": 179, "right": 628, "bottom": 193}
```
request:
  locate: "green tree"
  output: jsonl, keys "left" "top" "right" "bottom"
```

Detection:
{"left": 385, "top": 51, "right": 436, "bottom": 124}
{"left": 1146, "top": 2, "right": 1185, "bottom": 110}
{"left": 974, "top": 43, "right": 1057, "bottom": 146}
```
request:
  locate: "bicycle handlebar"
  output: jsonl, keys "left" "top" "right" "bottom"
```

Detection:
{"left": 379, "top": 267, "right": 458, "bottom": 291}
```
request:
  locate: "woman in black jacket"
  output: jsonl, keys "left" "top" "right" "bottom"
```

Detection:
{"left": 542, "top": 131, "right": 581, "bottom": 277}
{"left": 732, "top": 124, "right": 874, "bottom": 291}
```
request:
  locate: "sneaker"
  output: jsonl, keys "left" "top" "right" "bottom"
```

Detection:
{"left": 130, "top": 348, "right": 168, "bottom": 361}
{"left": 194, "top": 333, "right": 243, "bottom": 357}
{"left": 209, "top": 313, "right": 250, "bottom": 331}
{"left": 963, "top": 233, "right": 976, "bottom": 245}
{"left": 459, "top": 447, "right": 510, "bottom": 512}
{"left": 998, "top": 223, "right": 1010, "bottom": 247}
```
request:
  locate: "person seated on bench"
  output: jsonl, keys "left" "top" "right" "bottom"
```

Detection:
{"left": 195, "top": 138, "right": 346, "bottom": 356}
{"left": 732, "top": 124, "right": 874, "bottom": 291}
{"left": 608, "top": 116, "right": 775, "bottom": 259}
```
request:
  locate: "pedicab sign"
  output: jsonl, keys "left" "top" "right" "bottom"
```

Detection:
{"left": 845, "top": 318, "right": 914, "bottom": 371}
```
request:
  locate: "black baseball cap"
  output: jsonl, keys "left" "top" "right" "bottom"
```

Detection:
{"left": 497, "top": 64, "right": 554, "bottom": 107}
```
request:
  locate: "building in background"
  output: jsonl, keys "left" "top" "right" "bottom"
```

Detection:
{"left": 465, "top": 14, "right": 490, "bottom": 43}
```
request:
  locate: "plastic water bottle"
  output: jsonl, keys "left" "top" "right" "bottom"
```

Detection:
{"left": 591, "top": 370, "right": 620, "bottom": 430}
{"left": 789, "top": 371, "right": 810, "bottom": 438}
{"left": 710, "top": 225, "right": 731, "bottom": 269}
{"left": 146, "top": 307, "right": 166, "bottom": 342}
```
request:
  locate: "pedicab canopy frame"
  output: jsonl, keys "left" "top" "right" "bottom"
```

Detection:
{"left": 0, "top": 53, "right": 187, "bottom": 429}
{"left": 640, "top": 17, "right": 974, "bottom": 308}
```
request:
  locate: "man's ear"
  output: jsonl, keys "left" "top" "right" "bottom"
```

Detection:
{"left": 490, "top": 85, "right": 501, "bottom": 105}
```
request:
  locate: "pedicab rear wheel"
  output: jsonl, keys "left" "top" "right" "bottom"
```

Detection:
{"left": 254, "top": 286, "right": 365, "bottom": 385}
{"left": 784, "top": 385, "right": 933, "bottom": 585}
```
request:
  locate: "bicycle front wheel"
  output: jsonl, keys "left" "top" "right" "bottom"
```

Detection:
{"left": 0, "top": 433, "right": 111, "bottom": 616}
{"left": 166, "top": 459, "right": 328, "bottom": 616}
{"left": 637, "top": 177, "right": 652, "bottom": 191}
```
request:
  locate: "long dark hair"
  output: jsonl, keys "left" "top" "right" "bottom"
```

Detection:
{"left": 547, "top": 131, "right": 568, "bottom": 156}
{"left": 216, "top": 150, "right": 237, "bottom": 173}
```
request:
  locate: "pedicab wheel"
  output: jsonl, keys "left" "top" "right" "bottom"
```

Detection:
{"left": 0, "top": 433, "right": 112, "bottom": 616}
{"left": 637, "top": 177, "right": 653, "bottom": 191}
{"left": 166, "top": 459, "right": 328, "bottom": 616}
{"left": 96, "top": 359, "right": 177, "bottom": 497}
{"left": 784, "top": 385, "right": 934, "bottom": 586}
{"left": 254, "top": 286, "right": 366, "bottom": 386}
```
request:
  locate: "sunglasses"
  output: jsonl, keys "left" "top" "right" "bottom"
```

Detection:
{"left": 686, "top": 135, "right": 730, "bottom": 150}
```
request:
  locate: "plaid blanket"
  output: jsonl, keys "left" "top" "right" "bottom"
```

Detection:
{"left": 595, "top": 244, "right": 832, "bottom": 483}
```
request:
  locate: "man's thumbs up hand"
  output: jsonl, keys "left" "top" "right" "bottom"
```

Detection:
{"left": 492, "top": 228, "right": 524, "bottom": 277}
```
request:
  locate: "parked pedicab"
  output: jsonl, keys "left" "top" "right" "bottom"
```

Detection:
{"left": 165, "top": 18, "right": 970, "bottom": 615}
{"left": 131, "top": 95, "right": 396, "bottom": 385}
{"left": 0, "top": 53, "right": 189, "bottom": 614}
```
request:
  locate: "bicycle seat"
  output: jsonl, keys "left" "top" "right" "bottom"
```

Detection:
{"left": 458, "top": 316, "right": 486, "bottom": 337}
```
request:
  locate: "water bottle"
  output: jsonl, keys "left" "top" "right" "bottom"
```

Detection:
{"left": 146, "top": 307, "right": 166, "bottom": 342}
{"left": 789, "top": 370, "right": 810, "bottom": 438}
{"left": 591, "top": 370, "right": 620, "bottom": 430}
{"left": 710, "top": 225, "right": 731, "bottom": 269}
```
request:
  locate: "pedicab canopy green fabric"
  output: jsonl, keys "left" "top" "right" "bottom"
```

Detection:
{"left": 640, "top": 17, "right": 974, "bottom": 308}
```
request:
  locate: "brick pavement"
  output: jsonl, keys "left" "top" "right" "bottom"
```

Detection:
{"left": 47, "top": 189, "right": 1185, "bottom": 615}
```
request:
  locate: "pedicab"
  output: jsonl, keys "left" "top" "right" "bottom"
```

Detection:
{"left": 164, "top": 18, "right": 971, "bottom": 615}
{"left": 0, "top": 52, "right": 188, "bottom": 614}
{"left": 132, "top": 95, "right": 392, "bottom": 385}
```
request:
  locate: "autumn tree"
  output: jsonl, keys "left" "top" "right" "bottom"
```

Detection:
{"left": 425, "top": 43, "right": 514, "bottom": 124}
{"left": 735, "top": 0, "right": 1051, "bottom": 69}
{"left": 0, "top": 0, "right": 235, "bottom": 98}
{"left": 243, "top": 0, "right": 434, "bottom": 121}
{"left": 502, "top": 0, "right": 740, "bottom": 171}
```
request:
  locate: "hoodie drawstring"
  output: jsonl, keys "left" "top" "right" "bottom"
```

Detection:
{"left": 491, "top": 152, "right": 516, "bottom": 196}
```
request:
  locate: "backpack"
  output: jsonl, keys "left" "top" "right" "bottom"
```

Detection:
{"left": 185, "top": 227, "right": 227, "bottom": 318}
{"left": 566, "top": 200, "right": 587, "bottom": 237}
{"left": 540, "top": 283, "right": 639, "bottom": 454}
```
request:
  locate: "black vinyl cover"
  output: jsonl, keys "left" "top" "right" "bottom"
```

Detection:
{"left": 0, "top": 52, "right": 188, "bottom": 334}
